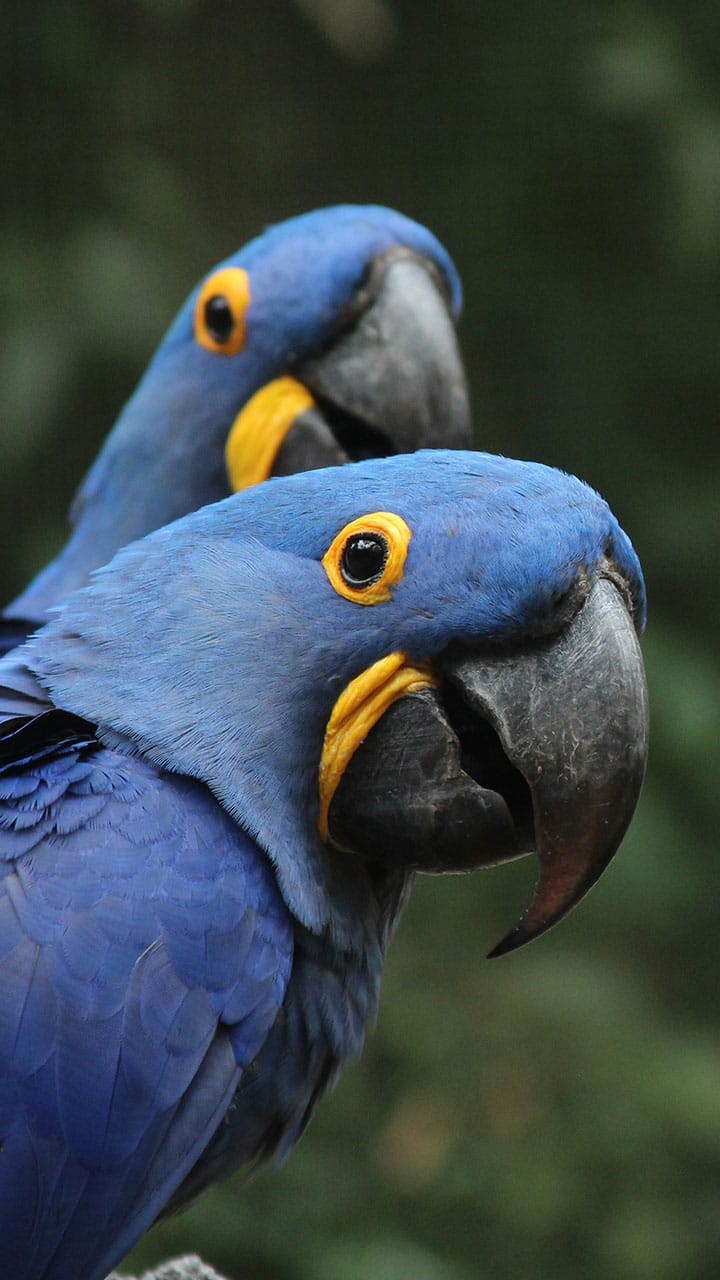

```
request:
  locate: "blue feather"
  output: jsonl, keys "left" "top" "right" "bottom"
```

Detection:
{"left": 0, "top": 716, "right": 296, "bottom": 1278}
{"left": 4, "top": 205, "right": 464, "bottom": 633}
{"left": 0, "top": 449, "right": 646, "bottom": 1277}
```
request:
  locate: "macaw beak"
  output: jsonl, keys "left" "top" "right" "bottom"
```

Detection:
{"left": 225, "top": 251, "right": 472, "bottom": 490}
{"left": 327, "top": 577, "right": 649, "bottom": 957}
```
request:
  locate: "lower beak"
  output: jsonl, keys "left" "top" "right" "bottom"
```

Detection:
{"left": 327, "top": 578, "right": 649, "bottom": 957}
{"left": 225, "top": 253, "right": 472, "bottom": 490}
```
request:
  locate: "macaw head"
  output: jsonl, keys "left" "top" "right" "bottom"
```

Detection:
{"left": 11, "top": 206, "right": 469, "bottom": 621}
{"left": 27, "top": 450, "right": 648, "bottom": 956}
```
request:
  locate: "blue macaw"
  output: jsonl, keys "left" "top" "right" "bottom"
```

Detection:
{"left": 0, "top": 450, "right": 648, "bottom": 1279}
{"left": 2, "top": 205, "right": 470, "bottom": 652}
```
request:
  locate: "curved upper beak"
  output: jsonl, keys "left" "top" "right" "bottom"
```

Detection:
{"left": 327, "top": 578, "right": 649, "bottom": 957}
{"left": 227, "top": 251, "right": 472, "bottom": 489}
{"left": 291, "top": 251, "right": 472, "bottom": 460}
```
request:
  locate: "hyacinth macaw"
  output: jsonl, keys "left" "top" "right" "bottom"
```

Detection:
{"left": 0, "top": 451, "right": 648, "bottom": 1280}
{"left": 2, "top": 205, "right": 470, "bottom": 653}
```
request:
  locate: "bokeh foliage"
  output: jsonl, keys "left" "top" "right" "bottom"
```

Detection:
{"left": 1, "top": 2, "right": 718, "bottom": 1277}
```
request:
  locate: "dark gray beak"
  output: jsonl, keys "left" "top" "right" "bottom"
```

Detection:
{"left": 271, "top": 250, "right": 472, "bottom": 474}
{"left": 327, "top": 578, "right": 649, "bottom": 957}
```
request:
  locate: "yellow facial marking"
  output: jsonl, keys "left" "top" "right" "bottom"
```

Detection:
{"left": 322, "top": 512, "right": 412, "bottom": 606}
{"left": 194, "top": 266, "right": 251, "bottom": 355}
{"left": 225, "top": 376, "right": 316, "bottom": 492}
{"left": 318, "top": 652, "right": 438, "bottom": 841}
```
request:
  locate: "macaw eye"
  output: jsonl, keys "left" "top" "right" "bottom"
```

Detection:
{"left": 323, "top": 511, "right": 412, "bottom": 605}
{"left": 340, "top": 533, "right": 388, "bottom": 587}
{"left": 204, "top": 295, "right": 234, "bottom": 343}
{"left": 194, "top": 266, "right": 251, "bottom": 355}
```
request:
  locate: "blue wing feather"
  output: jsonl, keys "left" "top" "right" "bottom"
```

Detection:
{"left": 0, "top": 711, "right": 295, "bottom": 1279}
{"left": 164, "top": 915, "right": 387, "bottom": 1214}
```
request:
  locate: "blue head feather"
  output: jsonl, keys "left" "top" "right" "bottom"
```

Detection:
{"left": 22, "top": 450, "right": 645, "bottom": 947}
{"left": 10, "top": 206, "right": 461, "bottom": 622}
{"left": 161, "top": 204, "right": 462, "bottom": 363}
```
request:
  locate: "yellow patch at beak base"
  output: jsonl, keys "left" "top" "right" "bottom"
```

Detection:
{"left": 225, "top": 376, "right": 316, "bottom": 492}
{"left": 318, "top": 651, "right": 438, "bottom": 842}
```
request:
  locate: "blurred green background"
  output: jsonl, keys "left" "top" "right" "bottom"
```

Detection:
{"left": 2, "top": 2, "right": 719, "bottom": 1278}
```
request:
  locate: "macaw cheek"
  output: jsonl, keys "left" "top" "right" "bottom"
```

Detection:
{"left": 224, "top": 376, "right": 383, "bottom": 493}
{"left": 317, "top": 653, "right": 438, "bottom": 845}
{"left": 225, "top": 377, "right": 330, "bottom": 491}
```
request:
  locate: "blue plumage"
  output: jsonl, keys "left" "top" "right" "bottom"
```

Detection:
{"left": 0, "top": 715, "right": 295, "bottom": 1279}
{"left": 5, "top": 206, "right": 467, "bottom": 637}
{"left": 0, "top": 451, "right": 646, "bottom": 1278}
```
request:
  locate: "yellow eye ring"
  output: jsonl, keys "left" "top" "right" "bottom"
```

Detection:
{"left": 322, "top": 512, "right": 412, "bottom": 605}
{"left": 194, "top": 266, "right": 251, "bottom": 355}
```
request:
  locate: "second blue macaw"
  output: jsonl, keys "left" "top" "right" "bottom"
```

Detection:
{"left": 0, "top": 451, "right": 648, "bottom": 1279}
{"left": 3, "top": 205, "right": 470, "bottom": 649}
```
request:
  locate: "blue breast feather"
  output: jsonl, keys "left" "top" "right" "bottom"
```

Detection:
{"left": 0, "top": 711, "right": 378, "bottom": 1280}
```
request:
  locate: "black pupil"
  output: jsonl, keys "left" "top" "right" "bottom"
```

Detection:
{"left": 204, "top": 294, "right": 234, "bottom": 343}
{"left": 340, "top": 533, "right": 388, "bottom": 588}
